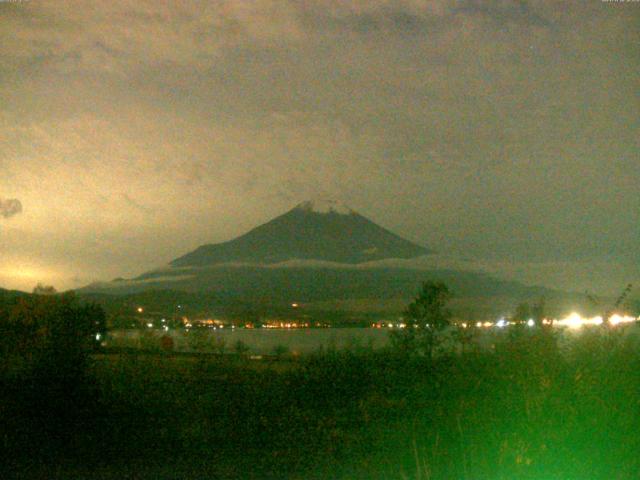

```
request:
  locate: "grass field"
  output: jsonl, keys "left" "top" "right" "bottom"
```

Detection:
{"left": 3, "top": 325, "right": 640, "bottom": 479}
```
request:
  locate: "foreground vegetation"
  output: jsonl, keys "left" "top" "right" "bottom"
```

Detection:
{"left": 1, "top": 291, "right": 639, "bottom": 479}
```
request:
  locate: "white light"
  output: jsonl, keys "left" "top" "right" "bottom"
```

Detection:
{"left": 147, "top": 323, "right": 153, "bottom": 328}
{"left": 95, "top": 333, "right": 102, "bottom": 341}
{"left": 496, "top": 319, "right": 507, "bottom": 328}
{"left": 527, "top": 319, "right": 535, "bottom": 327}
{"left": 609, "top": 314, "right": 635, "bottom": 326}
{"left": 555, "top": 313, "right": 608, "bottom": 329}
{"left": 558, "top": 312, "right": 583, "bottom": 329}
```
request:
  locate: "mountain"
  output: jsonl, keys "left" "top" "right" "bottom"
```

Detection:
{"left": 79, "top": 200, "right": 579, "bottom": 318}
{"left": 171, "top": 200, "right": 428, "bottom": 267}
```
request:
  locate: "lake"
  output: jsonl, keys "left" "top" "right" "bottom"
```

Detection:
{"left": 107, "top": 327, "right": 393, "bottom": 355}
{"left": 106, "top": 323, "right": 639, "bottom": 356}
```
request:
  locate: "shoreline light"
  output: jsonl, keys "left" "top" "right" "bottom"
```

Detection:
{"left": 553, "top": 312, "right": 637, "bottom": 329}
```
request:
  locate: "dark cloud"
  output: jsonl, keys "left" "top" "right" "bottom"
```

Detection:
{"left": 301, "top": 8, "right": 442, "bottom": 35}
{"left": 453, "top": 0, "right": 552, "bottom": 28}
{"left": 0, "top": 1, "right": 637, "bottom": 293}
{"left": 0, "top": 198, "right": 22, "bottom": 219}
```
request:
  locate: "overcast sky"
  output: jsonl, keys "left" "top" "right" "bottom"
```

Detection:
{"left": 1, "top": 0, "right": 638, "bottom": 294}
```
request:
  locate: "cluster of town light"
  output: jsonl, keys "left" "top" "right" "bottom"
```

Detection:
{"left": 263, "top": 322, "right": 310, "bottom": 329}
{"left": 554, "top": 312, "right": 637, "bottom": 329}
{"left": 375, "top": 313, "right": 638, "bottom": 330}
{"left": 136, "top": 305, "right": 636, "bottom": 331}
{"left": 472, "top": 313, "right": 637, "bottom": 329}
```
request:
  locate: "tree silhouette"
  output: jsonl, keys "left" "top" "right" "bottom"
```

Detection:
{"left": 531, "top": 297, "right": 546, "bottom": 327}
{"left": 512, "top": 302, "right": 531, "bottom": 324}
{"left": 1, "top": 292, "right": 106, "bottom": 381}
{"left": 392, "top": 281, "right": 452, "bottom": 358}
{"left": 32, "top": 283, "right": 57, "bottom": 295}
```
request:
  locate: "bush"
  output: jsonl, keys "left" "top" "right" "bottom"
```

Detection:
{"left": 0, "top": 292, "right": 107, "bottom": 469}
{"left": 234, "top": 340, "right": 250, "bottom": 356}
{"left": 0, "top": 292, "right": 104, "bottom": 380}
{"left": 139, "top": 327, "right": 161, "bottom": 351}
{"left": 272, "top": 344, "right": 290, "bottom": 359}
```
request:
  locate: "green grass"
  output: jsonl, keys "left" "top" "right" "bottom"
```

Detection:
{"left": 2, "top": 327, "right": 639, "bottom": 479}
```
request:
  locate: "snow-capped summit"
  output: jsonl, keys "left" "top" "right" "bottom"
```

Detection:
{"left": 294, "top": 199, "right": 354, "bottom": 215}
{"left": 169, "top": 201, "right": 429, "bottom": 267}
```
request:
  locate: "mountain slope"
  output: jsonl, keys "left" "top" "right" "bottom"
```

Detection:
{"left": 78, "top": 201, "right": 581, "bottom": 318}
{"left": 171, "top": 200, "right": 428, "bottom": 267}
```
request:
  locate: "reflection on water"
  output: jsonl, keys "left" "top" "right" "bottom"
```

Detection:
{"left": 107, "top": 328, "right": 392, "bottom": 355}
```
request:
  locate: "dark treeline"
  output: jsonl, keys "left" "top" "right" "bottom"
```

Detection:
{"left": 1, "top": 288, "right": 639, "bottom": 479}
{"left": 0, "top": 292, "right": 106, "bottom": 474}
